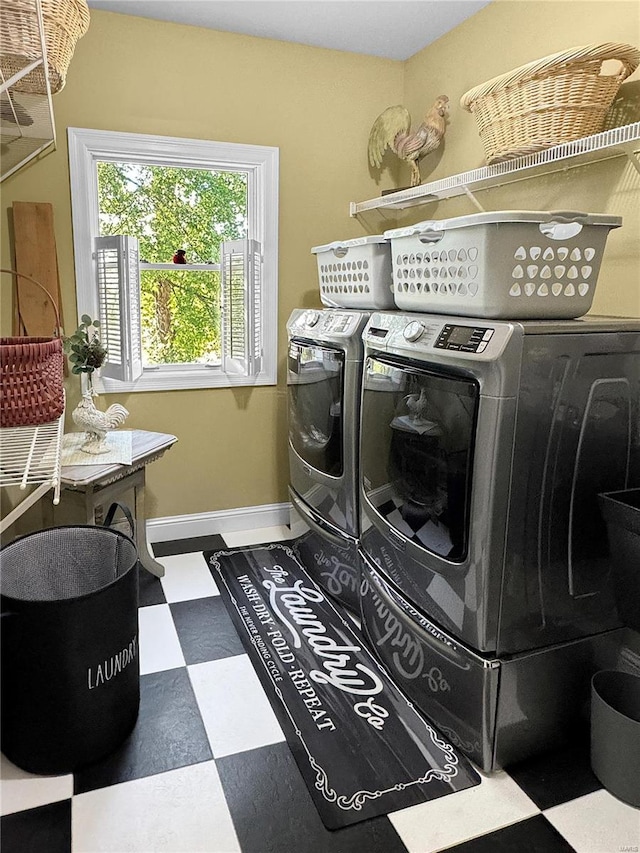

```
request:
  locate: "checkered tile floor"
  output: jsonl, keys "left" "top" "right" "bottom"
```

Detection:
{"left": 2, "top": 526, "right": 639, "bottom": 853}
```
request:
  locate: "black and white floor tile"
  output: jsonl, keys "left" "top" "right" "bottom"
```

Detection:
{"left": 2, "top": 525, "right": 639, "bottom": 853}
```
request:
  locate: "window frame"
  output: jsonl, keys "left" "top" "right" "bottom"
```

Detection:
{"left": 67, "top": 127, "right": 279, "bottom": 392}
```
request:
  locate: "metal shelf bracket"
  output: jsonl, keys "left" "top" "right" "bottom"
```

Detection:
{"left": 461, "top": 184, "right": 485, "bottom": 212}
{"left": 626, "top": 150, "right": 640, "bottom": 178}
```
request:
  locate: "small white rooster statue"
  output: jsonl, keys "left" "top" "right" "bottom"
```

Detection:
{"left": 72, "top": 391, "right": 129, "bottom": 455}
{"left": 368, "top": 95, "right": 450, "bottom": 187}
{"left": 405, "top": 388, "right": 430, "bottom": 423}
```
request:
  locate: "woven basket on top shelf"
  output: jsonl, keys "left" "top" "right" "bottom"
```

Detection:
{"left": 1, "top": 0, "right": 90, "bottom": 94}
{"left": 0, "top": 269, "right": 64, "bottom": 428}
{"left": 460, "top": 43, "right": 640, "bottom": 165}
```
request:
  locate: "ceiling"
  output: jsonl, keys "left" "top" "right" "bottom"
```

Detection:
{"left": 85, "top": 1, "right": 492, "bottom": 61}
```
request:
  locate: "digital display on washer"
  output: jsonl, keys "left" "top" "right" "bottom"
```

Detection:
{"left": 447, "top": 326, "right": 476, "bottom": 346}
{"left": 369, "top": 328, "right": 388, "bottom": 338}
{"left": 435, "top": 323, "right": 494, "bottom": 352}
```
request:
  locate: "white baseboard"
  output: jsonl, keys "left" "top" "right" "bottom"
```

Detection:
{"left": 146, "top": 502, "right": 291, "bottom": 543}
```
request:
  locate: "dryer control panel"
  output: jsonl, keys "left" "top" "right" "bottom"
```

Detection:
{"left": 322, "top": 311, "right": 361, "bottom": 336}
{"left": 290, "top": 309, "right": 367, "bottom": 339}
{"left": 287, "top": 308, "right": 371, "bottom": 352}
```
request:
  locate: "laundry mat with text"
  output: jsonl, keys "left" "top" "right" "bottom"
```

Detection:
{"left": 205, "top": 542, "right": 480, "bottom": 830}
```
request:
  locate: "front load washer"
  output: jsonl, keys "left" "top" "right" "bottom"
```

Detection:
{"left": 287, "top": 308, "right": 370, "bottom": 608}
{"left": 359, "top": 311, "right": 640, "bottom": 655}
{"left": 357, "top": 311, "right": 640, "bottom": 769}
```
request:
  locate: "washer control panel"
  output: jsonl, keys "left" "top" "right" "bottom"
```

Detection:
{"left": 435, "top": 324, "right": 494, "bottom": 353}
{"left": 363, "top": 312, "right": 513, "bottom": 361}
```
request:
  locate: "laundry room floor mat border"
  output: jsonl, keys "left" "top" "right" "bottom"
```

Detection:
{"left": 204, "top": 542, "right": 479, "bottom": 829}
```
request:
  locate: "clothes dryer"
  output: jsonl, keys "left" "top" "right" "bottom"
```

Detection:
{"left": 357, "top": 310, "right": 640, "bottom": 769}
{"left": 287, "top": 308, "right": 370, "bottom": 609}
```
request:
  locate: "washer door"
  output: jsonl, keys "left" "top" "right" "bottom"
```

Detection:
{"left": 361, "top": 354, "right": 478, "bottom": 562}
{"left": 288, "top": 340, "right": 344, "bottom": 477}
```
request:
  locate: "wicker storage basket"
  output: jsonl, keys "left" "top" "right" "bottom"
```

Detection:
{"left": 0, "top": 0, "right": 90, "bottom": 94}
{"left": 0, "top": 269, "right": 64, "bottom": 428}
{"left": 460, "top": 43, "right": 640, "bottom": 164}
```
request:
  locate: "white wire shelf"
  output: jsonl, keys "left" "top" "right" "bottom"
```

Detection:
{"left": 350, "top": 122, "right": 640, "bottom": 216}
{"left": 0, "top": 405, "right": 65, "bottom": 533}
{"left": 0, "top": 0, "right": 56, "bottom": 182}
{"left": 0, "top": 87, "right": 56, "bottom": 182}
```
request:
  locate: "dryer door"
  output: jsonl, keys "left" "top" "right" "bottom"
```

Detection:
{"left": 288, "top": 340, "right": 344, "bottom": 477}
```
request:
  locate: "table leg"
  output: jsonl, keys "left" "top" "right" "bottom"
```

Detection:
{"left": 84, "top": 486, "right": 98, "bottom": 526}
{"left": 134, "top": 472, "right": 165, "bottom": 577}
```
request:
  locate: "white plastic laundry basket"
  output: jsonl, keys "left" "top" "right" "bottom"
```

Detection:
{"left": 312, "top": 235, "right": 395, "bottom": 310}
{"left": 385, "top": 210, "right": 621, "bottom": 319}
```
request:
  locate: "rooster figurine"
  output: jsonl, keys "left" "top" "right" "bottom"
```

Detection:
{"left": 72, "top": 391, "right": 129, "bottom": 455}
{"left": 368, "top": 95, "right": 449, "bottom": 187}
{"left": 405, "top": 388, "right": 430, "bottom": 423}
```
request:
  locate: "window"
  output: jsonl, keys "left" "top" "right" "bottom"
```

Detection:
{"left": 68, "top": 128, "right": 279, "bottom": 391}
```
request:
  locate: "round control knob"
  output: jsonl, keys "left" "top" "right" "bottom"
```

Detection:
{"left": 403, "top": 320, "right": 425, "bottom": 342}
{"left": 305, "top": 310, "right": 320, "bottom": 327}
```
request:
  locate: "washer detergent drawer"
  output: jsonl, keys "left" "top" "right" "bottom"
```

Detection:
{"left": 360, "top": 557, "right": 499, "bottom": 771}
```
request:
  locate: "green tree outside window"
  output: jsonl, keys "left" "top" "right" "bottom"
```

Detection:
{"left": 97, "top": 162, "right": 248, "bottom": 365}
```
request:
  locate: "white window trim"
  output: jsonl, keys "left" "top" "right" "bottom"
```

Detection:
{"left": 67, "top": 127, "right": 279, "bottom": 392}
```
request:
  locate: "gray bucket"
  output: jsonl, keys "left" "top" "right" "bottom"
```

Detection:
{"left": 598, "top": 489, "right": 640, "bottom": 632}
{"left": 591, "top": 670, "right": 640, "bottom": 807}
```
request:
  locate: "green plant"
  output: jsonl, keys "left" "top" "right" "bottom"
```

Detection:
{"left": 63, "top": 315, "right": 108, "bottom": 378}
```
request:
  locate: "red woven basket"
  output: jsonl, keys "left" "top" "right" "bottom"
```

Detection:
{"left": 1, "top": 269, "right": 64, "bottom": 428}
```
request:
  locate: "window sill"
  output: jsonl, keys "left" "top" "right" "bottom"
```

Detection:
{"left": 97, "top": 368, "right": 276, "bottom": 393}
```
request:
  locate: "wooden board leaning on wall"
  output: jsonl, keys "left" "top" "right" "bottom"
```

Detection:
{"left": 12, "top": 201, "right": 65, "bottom": 340}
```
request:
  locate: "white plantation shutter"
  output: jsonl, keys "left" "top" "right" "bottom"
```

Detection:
{"left": 221, "top": 239, "right": 262, "bottom": 377}
{"left": 94, "top": 235, "right": 143, "bottom": 382}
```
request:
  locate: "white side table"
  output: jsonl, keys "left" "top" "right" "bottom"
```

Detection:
{"left": 53, "top": 430, "right": 177, "bottom": 577}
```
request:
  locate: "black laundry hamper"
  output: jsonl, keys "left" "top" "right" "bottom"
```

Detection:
{"left": 1, "top": 508, "right": 140, "bottom": 775}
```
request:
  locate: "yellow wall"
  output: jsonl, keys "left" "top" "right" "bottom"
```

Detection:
{"left": 399, "top": 0, "right": 640, "bottom": 317}
{"left": 1, "top": 12, "right": 403, "bottom": 523}
{"left": 2, "top": 2, "right": 639, "bottom": 526}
